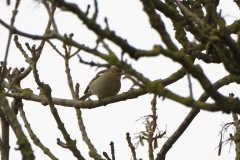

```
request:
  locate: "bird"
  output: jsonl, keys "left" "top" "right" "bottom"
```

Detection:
{"left": 79, "top": 66, "right": 124, "bottom": 100}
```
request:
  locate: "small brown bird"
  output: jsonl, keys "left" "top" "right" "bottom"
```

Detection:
{"left": 79, "top": 66, "right": 124, "bottom": 100}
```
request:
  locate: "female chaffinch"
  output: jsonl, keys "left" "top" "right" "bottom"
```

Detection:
{"left": 79, "top": 66, "right": 124, "bottom": 100}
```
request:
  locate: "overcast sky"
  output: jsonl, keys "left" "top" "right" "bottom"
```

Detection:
{"left": 0, "top": 0, "right": 239, "bottom": 160}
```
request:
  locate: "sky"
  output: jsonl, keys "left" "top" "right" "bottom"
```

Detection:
{"left": 0, "top": 0, "right": 239, "bottom": 160}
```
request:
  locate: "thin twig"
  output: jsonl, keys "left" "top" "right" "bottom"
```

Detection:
{"left": 19, "top": 106, "right": 58, "bottom": 160}
{"left": 174, "top": 0, "right": 205, "bottom": 28}
{"left": 110, "top": 141, "right": 115, "bottom": 160}
{"left": 126, "top": 133, "right": 137, "bottom": 160}
{"left": 103, "top": 152, "right": 111, "bottom": 160}
{"left": 21, "top": 35, "right": 85, "bottom": 159}
{"left": 57, "top": 33, "right": 103, "bottom": 159}
{"left": 47, "top": 40, "right": 64, "bottom": 57}
{"left": 187, "top": 73, "right": 193, "bottom": 98}
{"left": 0, "top": 0, "right": 20, "bottom": 88}
{"left": 92, "top": 0, "right": 98, "bottom": 21}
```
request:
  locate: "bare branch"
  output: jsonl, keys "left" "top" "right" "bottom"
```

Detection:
{"left": 126, "top": 133, "right": 137, "bottom": 160}
{"left": 19, "top": 106, "right": 58, "bottom": 160}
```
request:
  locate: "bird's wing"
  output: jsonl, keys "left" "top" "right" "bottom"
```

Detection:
{"left": 83, "top": 68, "right": 108, "bottom": 94}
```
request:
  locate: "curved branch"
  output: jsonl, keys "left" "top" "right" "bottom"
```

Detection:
{"left": 44, "top": 0, "right": 162, "bottom": 60}
{"left": 156, "top": 74, "right": 240, "bottom": 160}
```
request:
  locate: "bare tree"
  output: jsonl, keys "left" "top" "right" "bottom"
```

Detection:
{"left": 0, "top": 0, "right": 240, "bottom": 160}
